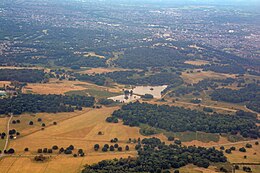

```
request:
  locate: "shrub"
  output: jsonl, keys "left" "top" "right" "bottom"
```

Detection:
{"left": 239, "top": 147, "right": 246, "bottom": 152}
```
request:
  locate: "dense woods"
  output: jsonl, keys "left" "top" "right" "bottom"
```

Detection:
{"left": 0, "top": 69, "right": 46, "bottom": 83}
{"left": 115, "top": 46, "right": 192, "bottom": 69}
{"left": 82, "top": 137, "right": 227, "bottom": 173}
{"left": 0, "top": 94, "right": 95, "bottom": 115}
{"left": 54, "top": 56, "right": 107, "bottom": 68}
{"left": 111, "top": 102, "right": 259, "bottom": 138}
{"left": 203, "top": 64, "right": 246, "bottom": 74}
{"left": 74, "top": 71, "right": 183, "bottom": 86}
{"left": 106, "top": 72, "right": 183, "bottom": 86}
{"left": 211, "top": 83, "right": 260, "bottom": 113}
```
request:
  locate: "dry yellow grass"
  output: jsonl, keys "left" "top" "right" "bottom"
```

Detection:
{"left": 83, "top": 52, "right": 105, "bottom": 59}
{"left": 183, "top": 136, "right": 230, "bottom": 147}
{"left": 184, "top": 60, "right": 210, "bottom": 66}
{"left": 181, "top": 70, "right": 236, "bottom": 84}
{"left": 175, "top": 165, "right": 218, "bottom": 173}
{"left": 223, "top": 141, "right": 260, "bottom": 163}
{"left": 0, "top": 66, "right": 43, "bottom": 70}
{"left": 79, "top": 67, "right": 130, "bottom": 75}
{"left": 0, "top": 81, "right": 11, "bottom": 87}
{"left": 23, "top": 79, "right": 88, "bottom": 95}
{"left": 0, "top": 117, "right": 8, "bottom": 150}
{"left": 0, "top": 106, "right": 167, "bottom": 173}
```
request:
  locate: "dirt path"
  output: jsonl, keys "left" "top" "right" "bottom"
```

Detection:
{"left": 209, "top": 139, "right": 259, "bottom": 147}
{"left": 0, "top": 115, "right": 13, "bottom": 158}
{"left": 175, "top": 100, "right": 237, "bottom": 112}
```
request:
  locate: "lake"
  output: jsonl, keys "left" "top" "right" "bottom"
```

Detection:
{"left": 133, "top": 85, "right": 167, "bottom": 98}
{"left": 108, "top": 94, "right": 141, "bottom": 103}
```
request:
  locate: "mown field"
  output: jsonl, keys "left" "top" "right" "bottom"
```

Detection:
{"left": 0, "top": 106, "right": 168, "bottom": 173}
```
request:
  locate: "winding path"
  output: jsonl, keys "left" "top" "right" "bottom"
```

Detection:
{"left": 0, "top": 115, "right": 13, "bottom": 158}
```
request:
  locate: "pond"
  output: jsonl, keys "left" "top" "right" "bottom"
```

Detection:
{"left": 108, "top": 94, "right": 141, "bottom": 103}
{"left": 133, "top": 85, "right": 167, "bottom": 98}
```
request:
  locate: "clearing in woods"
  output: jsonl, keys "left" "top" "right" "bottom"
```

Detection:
{"left": 78, "top": 67, "right": 130, "bottom": 75}
{"left": 181, "top": 69, "right": 236, "bottom": 84}
{"left": 184, "top": 60, "right": 210, "bottom": 66}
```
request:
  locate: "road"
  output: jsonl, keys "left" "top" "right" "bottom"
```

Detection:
{"left": 0, "top": 114, "right": 13, "bottom": 158}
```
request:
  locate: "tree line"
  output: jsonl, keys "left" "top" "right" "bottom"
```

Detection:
{"left": 0, "top": 94, "right": 95, "bottom": 115}
{"left": 82, "top": 137, "right": 227, "bottom": 173}
{"left": 210, "top": 83, "right": 260, "bottom": 113}
{"left": 110, "top": 102, "right": 259, "bottom": 139}
{"left": 0, "top": 69, "right": 46, "bottom": 83}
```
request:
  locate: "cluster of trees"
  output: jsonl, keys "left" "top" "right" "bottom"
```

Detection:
{"left": 115, "top": 46, "right": 190, "bottom": 69}
{"left": 73, "top": 73, "right": 106, "bottom": 86}
{"left": 54, "top": 56, "right": 107, "bottom": 68}
{"left": 141, "top": 94, "right": 154, "bottom": 99}
{"left": 0, "top": 69, "right": 46, "bottom": 83}
{"left": 74, "top": 70, "right": 183, "bottom": 86}
{"left": 171, "top": 78, "right": 235, "bottom": 97}
{"left": 0, "top": 94, "right": 95, "bottom": 115}
{"left": 107, "top": 72, "right": 183, "bottom": 86}
{"left": 211, "top": 83, "right": 260, "bottom": 113}
{"left": 203, "top": 64, "right": 246, "bottom": 74}
{"left": 111, "top": 102, "right": 259, "bottom": 138}
{"left": 82, "top": 137, "right": 226, "bottom": 172}
{"left": 98, "top": 143, "right": 125, "bottom": 152}
{"left": 98, "top": 98, "right": 115, "bottom": 105}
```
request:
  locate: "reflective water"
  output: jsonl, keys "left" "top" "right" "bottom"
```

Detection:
{"left": 133, "top": 85, "right": 167, "bottom": 98}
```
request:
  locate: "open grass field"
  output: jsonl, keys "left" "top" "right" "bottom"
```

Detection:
{"left": 222, "top": 141, "right": 260, "bottom": 164}
{"left": 0, "top": 81, "right": 11, "bottom": 88}
{"left": 0, "top": 66, "right": 43, "bottom": 70}
{"left": 23, "top": 79, "right": 90, "bottom": 95}
{"left": 0, "top": 106, "right": 167, "bottom": 173}
{"left": 83, "top": 52, "right": 105, "bottom": 59}
{"left": 78, "top": 67, "right": 130, "bottom": 74}
{"left": 181, "top": 70, "right": 236, "bottom": 84}
{"left": 65, "top": 88, "right": 120, "bottom": 99}
{"left": 9, "top": 110, "right": 91, "bottom": 137}
{"left": 184, "top": 60, "right": 210, "bottom": 66}
{"left": 0, "top": 117, "right": 8, "bottom": 150}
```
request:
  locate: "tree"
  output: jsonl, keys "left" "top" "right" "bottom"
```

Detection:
{"left": 29, "top": 121, "right": 34, "bottom": 125}
{"left": 109, "top": 145, "right": 115, "bottom": 151}
{"left": 245, "top": 143, "right": 252, "bottom": 148}
{"left": 102, "top": 147, "right": 108, "bottom": 152}
{"left": 7, "top": 148, "right": 15, "bottom": 154}
{"left": 52, "top": 145, "right": 58, "bottom": 150}
{"left": 168, "top": 136, "right": 174, "bottom": 141}
{"left": 24, "top": 148, "right": 29, "bottom": 152}
{"left": 174, "top": 140, "right": 181, "bottom": 145}
{"left": 239, "top": 147, "right": 246, "bottom": 152}
{"left": 125, "top": 145, "right": 130, "bottom": 151}
{"left": 59, "top": 148, "right": 64, "bottom": 153}
{"left": 225, "top": 149, "right": 231, "bottom": 154}
{"left": 43, "top": 148, "right": 48, "bottom": 153}
{"left": 37, "top": 118, "right": 42, "bottom": 122}
{"left": 64, "top": 150, "right": 72, "bottom": 154}
{"left": 118, "top": 147, "right": 123, "bottom": 151}
{"left": 230, "top": 146, "right": 236, "bottom": 150}
{"left": 94, "top": 144, "right": 100, "bottom": 151}
{"left": 38, "top": 149, "right": 43, "bottom": 153}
